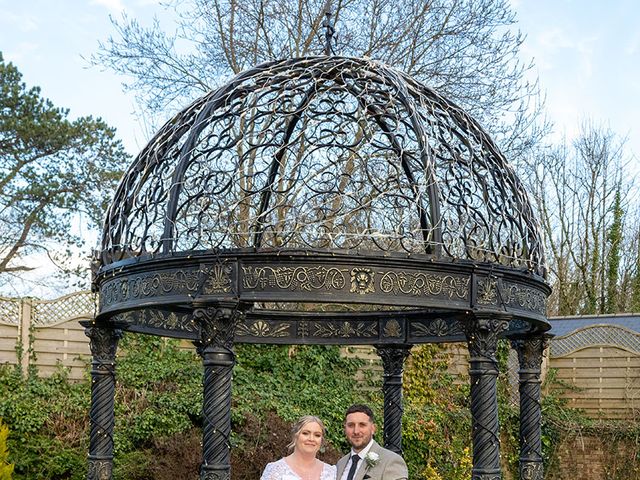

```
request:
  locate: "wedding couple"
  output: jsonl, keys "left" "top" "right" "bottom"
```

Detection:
{"left": 260, "top": 404, "right": 408, "bottom": 480}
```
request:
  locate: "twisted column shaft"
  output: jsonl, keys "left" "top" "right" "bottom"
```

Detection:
{"left": 511, "top": 336, "right": 546, "bottom": 480}
{"left": 194, "top": 305, "right": 240, "bottom": 480}
{"left": 84, "top": 325, "right": 122, "bottom": 480}
{"left": 376, "top": 345, "right": 412, "bottom": 455}
{"left": 463, "top": 315, "right": 509, "bottom": 480}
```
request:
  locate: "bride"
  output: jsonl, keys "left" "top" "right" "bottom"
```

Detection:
{"left": 260, "top": 415, "right": 337, "bottom": 480}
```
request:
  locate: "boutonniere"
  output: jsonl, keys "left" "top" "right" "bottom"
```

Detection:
{"left": 364, "top": 451, "right": 380, "bottom": 468}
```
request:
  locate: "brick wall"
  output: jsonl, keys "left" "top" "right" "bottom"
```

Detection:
{"left": 546, "top": 435, "right": 639, "bottom": 480}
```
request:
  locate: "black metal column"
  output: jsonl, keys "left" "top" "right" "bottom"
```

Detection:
{"left": 463, "top": 314, "right": 509, "bottom": 480}
{"left": 84, "top": 325, "right": 122, "bottom": 480}
{"left": 194, "top": 305, "right": 241, "bottom": 480}
{"left": 376, "top": 344, "right": 412, "bottom": 455}
{"left": 511, "top": 335, "right": 547, "bottom": 480}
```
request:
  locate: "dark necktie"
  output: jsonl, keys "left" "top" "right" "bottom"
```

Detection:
{"left": 346, "top": 454, "right": 360, "bottom": 480}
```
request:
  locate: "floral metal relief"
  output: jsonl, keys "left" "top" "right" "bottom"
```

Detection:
{"left": 383, "top": 319, "right": 402, "bottom": 337}
{"left": 312, "top": 321, "right": 378, "bottom": 338}
{"left": 112, "top": 310, "right": 196, "bottom": 332}
{"left": 379, "top": 271, "right": 469, "bottom": 299}
{"left": 412, "top": 318, "right": 463, "bottom": 337}
{"left": 202, "top": 264, "right": 233, "bottom": 294}
{"left": 235, "top": 320, "right": 290, "bottom": 338}
{"left": 242, "top": 266, "right": 347, "bottom": 291}
{"left": 476, "top": 278, "right": 498, "bottom": 305}
{"left": 142, "top": 310, "right": 197, "bottom": 332}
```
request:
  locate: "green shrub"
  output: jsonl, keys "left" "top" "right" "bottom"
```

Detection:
{"left": 0, "top": 418, "right": 14, "bottom": 479}
{"left": 402, "top": 344, "right": 472, "bottom": 480}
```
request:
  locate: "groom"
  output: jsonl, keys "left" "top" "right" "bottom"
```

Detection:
{"left": 336, "top": 404, "right": 408, "bottom": 480}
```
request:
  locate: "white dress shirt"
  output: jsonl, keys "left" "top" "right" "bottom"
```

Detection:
{"left": 340, "top": 438, "right": 375, "bottom": 480}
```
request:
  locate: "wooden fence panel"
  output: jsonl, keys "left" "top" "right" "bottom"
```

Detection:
{"left": 549, "top": 325, "right": 640, "bottom": 418}
{"left": 32, "top": 318, "right": 91, "bottom": 380}
{"left": 0, "top": 322, "right": 19, "bottom": 367}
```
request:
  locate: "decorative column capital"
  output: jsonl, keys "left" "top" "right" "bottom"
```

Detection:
{"left": 376, "top": 344, "right": 412, "bottom": 377}
{"left": 193, "top": 305, "right": 244, "bottom": 354}
{"left": 462, "top": 313, "right": 510, "bottom": 360}
{"left": 84, "top": 326, "right": 123, "bottom": 363}
{"left": 510, "top": 335, "right": 548, "bottom": 372}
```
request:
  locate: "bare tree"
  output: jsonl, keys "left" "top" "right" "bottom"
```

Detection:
{"left": 531, "top": 121, "right": 638, "bottom": 315}
{"left": 92, "top": 0, "right": 546, "bottom": 161}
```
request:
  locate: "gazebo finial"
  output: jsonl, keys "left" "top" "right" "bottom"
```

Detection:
{"left": 322, "top": 0, "right": 335, "bottom": 55}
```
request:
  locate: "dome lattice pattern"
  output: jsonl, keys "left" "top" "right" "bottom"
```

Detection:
{"left": 101, "top": 56, "right": 545, "bottom": 277}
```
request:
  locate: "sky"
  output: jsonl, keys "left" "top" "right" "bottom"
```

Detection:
{"left": 1, "top": 0, "right": 639, "bottom": 298}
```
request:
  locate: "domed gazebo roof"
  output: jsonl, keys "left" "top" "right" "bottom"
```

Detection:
{"left": 94, "top": 55, "right": 550, "bottom": 337}
{"left": 101, "top": 56, "right": 543, "bottom": 272}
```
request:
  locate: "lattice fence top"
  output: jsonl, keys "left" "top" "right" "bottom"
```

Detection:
{"left": 99, "top": 55, "right": 546, "bottom": 278}
{"left": 33, "top": 291, "right": 96, "bottom": 326}
{"left": 0, "top": 297, "right": 20, "bottom": 325}
{"left": 550, "top": 324, "right": 640, "bottom": 357}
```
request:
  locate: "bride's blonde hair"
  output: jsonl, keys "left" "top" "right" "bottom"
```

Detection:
{"left": 288, "top": 415, "right": 327, "bottom": 453}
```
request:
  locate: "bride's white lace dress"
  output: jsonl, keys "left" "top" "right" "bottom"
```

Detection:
{"left": 260, "top": 458, "right": 337, "bottom": 480}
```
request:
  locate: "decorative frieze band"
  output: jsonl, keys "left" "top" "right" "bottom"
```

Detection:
{"left": 241, "top": 264, "right": 470, "bottom": 301}
{"left": 100, "top": 269, "right": 201, "bottom": 308}
{"left": 475, "top": 277, "right": 546, "bottom": 316}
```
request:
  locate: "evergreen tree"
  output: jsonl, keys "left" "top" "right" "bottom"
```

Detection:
{"left": 0, "top": 52, "right": 130, "bottom": 286}
{"left": 605, "top": 189, "right": 623, "bottom": 313}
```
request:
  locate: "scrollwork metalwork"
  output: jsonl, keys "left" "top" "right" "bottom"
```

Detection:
{"left": 503, "top": 282, "right": 546, "bottom": 315}
{"left": 87, "top": 459, "right": 112, "bottom": 480}
{"left": 463, "top": 317, "right": 509, "bottom": 360}
{"left": 194, "top": 306, "right": 241, "bottom": 350}
{"left": 100, "top": 270, "right": 200, "bottom": 307}
{"left": 99, "top": 56, "right": 545, "bottom": 277}
{"left": 379, "top": 271, "right": 469, "bottom": 299}
{"left": 242, "top": 266, "right": 347, "bottom": 291}
{"left": 520, "top": 461, "right": 543, "bottom": 480}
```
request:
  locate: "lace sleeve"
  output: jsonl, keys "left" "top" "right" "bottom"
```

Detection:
{"left": 260, "top": 461, "right": 277, "bottom": 480}
{"left": 260, "top": 459, "right": 289, "bottom": 480}
{"left": 321, "top": 462, "right": 337, "bottom": 480}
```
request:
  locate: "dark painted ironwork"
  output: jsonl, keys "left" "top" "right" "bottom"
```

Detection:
{"left": 511, "top": 335, "right": 548, "bottom": 480}
{"left": 463, "top": 314, "right": 510, "bottom": 480}
{"left": 83, "top": 324, "right": 122, "bottom": 480}
{"left": 322, "top": 0, "right": 335, "bottom": 55}
{"left": 377, "top": 344, "right": 412, "bottom": 455}
{"left": 194, "top": 305, "right": 241, "bottom": 480}
{"left": 97, "top": 56, "right": 546, "bottom": 276}
{"left": 88, "top": 49, "right": 552, "bottom": 478}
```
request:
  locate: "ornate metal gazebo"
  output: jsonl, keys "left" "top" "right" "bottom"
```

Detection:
{"left": 85, "top": 49, "right": 550, "bottom": 480}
